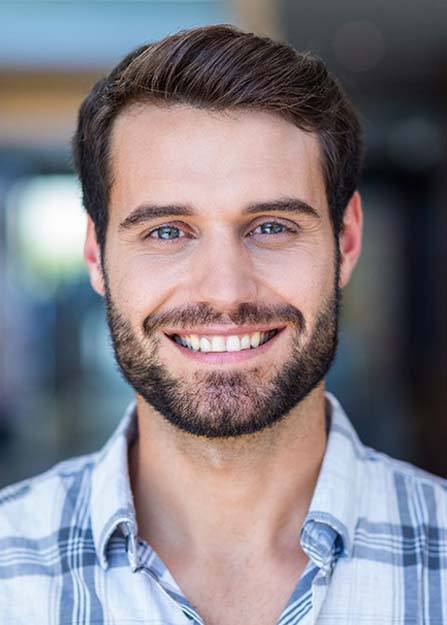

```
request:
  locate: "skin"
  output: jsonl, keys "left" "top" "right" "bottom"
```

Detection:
{"left": 85, "top": 104, "right": 363, "bottom": 625}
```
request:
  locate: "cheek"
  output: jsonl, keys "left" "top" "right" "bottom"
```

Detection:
{"left": 108, "top": 253, "right": 179, "bottom": 322}
{"left": 252, "top": 245, "right": 334, "bottom": 308}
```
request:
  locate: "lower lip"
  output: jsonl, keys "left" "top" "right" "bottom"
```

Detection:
{"left": 164, "top": 329, "right": 285, "bottom": 364}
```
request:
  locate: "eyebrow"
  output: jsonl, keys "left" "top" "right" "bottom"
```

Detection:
{"left": 118, "top": 197, "right": 320, "bottom": 231}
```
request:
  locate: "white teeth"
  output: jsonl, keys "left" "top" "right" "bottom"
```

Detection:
{"left": 250, "top": 332, "right": 261, "bottom": 348}
{"left": 226, "top": 335, "right": 241, "bottom": 352}
{"left": 240, "top": 335, "right": 251, "bottom": 349}
{"left": 199, "top": 337, "right": 212, "bottom": 352}
{"left": 173, "top": 329, "right": 278, "bottom": 352}
{"left": 211, "top": 336, "right": 226, "bottom": 352}
{"left": 190, "top": 335, "right": 200, "bottom": 351}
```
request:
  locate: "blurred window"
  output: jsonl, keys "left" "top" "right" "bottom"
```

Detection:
{"left": 6, "top": 175, "right": 85, "bottom": 296}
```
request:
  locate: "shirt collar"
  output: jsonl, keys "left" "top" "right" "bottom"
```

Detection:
{"left": 90, "top": 392, "right": 366, "bottom": 571}
{"left": 91, "top": 401, "right": 139, "bottom": 571}
{"left": 300, "top": 391, "right": 366, "bottom": 569}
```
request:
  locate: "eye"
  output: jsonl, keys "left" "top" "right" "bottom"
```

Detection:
{"left": 146, "top": 224, "right": 188, "bottom": 242}
{"left": 249, "top": 221, "right": 297, "bottom": 237}
{"left": 144, "top": 220, "right": 298, "bottom": 245}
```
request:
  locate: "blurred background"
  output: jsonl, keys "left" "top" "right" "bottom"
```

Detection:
{"left": 0, "top": 0, "right": 446, "bottom": 487}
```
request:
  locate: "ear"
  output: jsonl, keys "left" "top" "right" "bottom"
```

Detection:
{"left": 338, "top": 191, "right": 363, "bottom": 289}
{"left": 84, "top": 216, "right": 105, "bottom": 296}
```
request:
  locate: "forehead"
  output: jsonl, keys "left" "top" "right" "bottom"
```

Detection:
{"left": 109, "top": 104, "right": 326, "bottom": 219}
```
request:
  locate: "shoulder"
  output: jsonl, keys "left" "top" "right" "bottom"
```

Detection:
{"left": 357, "top": 446, "right": 447, "bottom": 546}
{"left": 0, "top": 452, "right": 97, "bottom": 541}
{"left": 365, "top": 446, "right": 447, "bottom": 508}
{"left": 0, "top": 453, "right": 98, "bottom": 619}
{"left": 323, "top": 446, "right": 447, "bottom": 622}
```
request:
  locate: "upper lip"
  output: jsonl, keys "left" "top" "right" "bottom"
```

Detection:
{"left": 163, "top": 324, "right": 286, "bottom": 337}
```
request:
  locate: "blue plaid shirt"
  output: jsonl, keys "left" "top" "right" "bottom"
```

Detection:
{"left": 1, "top": 392, "right": 446, "bottom": 624}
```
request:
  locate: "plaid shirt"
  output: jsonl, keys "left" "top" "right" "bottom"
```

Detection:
{"left": 1, "top": 392, "right": 446, "bottom": 624}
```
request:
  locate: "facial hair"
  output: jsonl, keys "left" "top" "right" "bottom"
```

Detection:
{"left": 104, "top": 276, "right": 341, "bottom": 439}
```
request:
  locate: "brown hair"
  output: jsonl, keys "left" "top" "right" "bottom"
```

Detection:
{"left": 72, "top": 24, "right": 363, "bottom": 251}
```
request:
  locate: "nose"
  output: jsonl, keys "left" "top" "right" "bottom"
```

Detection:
{"left": 191, "top": 232, "right": 258, "bottom": 312}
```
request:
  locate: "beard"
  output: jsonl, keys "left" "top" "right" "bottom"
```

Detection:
{"left": 104, "top": 273, "right": 341, "bottom": 439}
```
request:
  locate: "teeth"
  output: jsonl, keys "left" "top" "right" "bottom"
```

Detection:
{"left": 226, "top": 336, "right": 241, "bottom": 352}
{"left": 199, "top": 337, "right": 212, "bottom": 352}
{"left": 190, "top": 335, "right": 200, "bottom": 351}
{"left": 250, "top": 332, "right": 260, "bottom": 348}
{"left": 211, "top": 336, "right": 226, "bottom": 352}
{"left": 240, "top": 335, "right": 251, "bottom": 349}
{"left": 173, "top": 329, "right": 278, "bottom": 353}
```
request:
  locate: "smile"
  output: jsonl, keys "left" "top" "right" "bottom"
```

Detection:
{"left": 165, "top": 326, "right": 286, "bottom": 366}
{"left": 169, "top": 329, "right": 279, "bottom": 353}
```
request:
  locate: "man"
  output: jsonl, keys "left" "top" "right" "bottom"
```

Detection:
{"left": 0, "top": 24, "right": 446, "bottom": 625}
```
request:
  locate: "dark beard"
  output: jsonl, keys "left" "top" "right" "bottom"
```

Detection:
{"left": 104, "top": 277, "right": 341, "bottom": 439}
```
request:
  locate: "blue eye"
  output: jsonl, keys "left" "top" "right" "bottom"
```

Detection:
{"left": 255, "top": 222, "right": 285, "bottom": 235}
{"left": 250, "top": 222, "right": 296, "bottom": 237}
{"left": 145, "top": 220, "right": 296, "bottom": 245}
{"left": 150, "top": 225, "right": 184, "bottom": 240}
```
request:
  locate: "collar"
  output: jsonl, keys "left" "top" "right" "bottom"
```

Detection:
{"left": 300, "top": 391, "right": 366, "bottom": 571}
{"left": 90, "top": 392, "right": 366, "bottom": 572}
{"left": 91, "top": 401, "right": 139, "bottom": 571}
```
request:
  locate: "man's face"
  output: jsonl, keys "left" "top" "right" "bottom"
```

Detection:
{"left": 94, "top": 105, "right": 343, "bottom": 438}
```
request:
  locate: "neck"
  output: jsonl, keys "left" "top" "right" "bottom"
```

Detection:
{"left": 129, "top": 383, "right": 328, "bottom": 563}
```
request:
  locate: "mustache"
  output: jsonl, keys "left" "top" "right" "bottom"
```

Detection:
{"left": 143, "top": 302, "right": 306, "bottom": 336}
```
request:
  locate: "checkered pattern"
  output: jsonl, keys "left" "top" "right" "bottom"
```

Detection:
{"left": 1, "top": 392, "right": 446, "bottom": 624}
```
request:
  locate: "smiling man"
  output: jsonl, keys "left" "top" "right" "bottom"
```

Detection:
{"left": 1, "top": 24, "right": 447, "bottom": 625}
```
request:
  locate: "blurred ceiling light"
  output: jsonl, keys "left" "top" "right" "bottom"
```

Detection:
{"left": 334, "top": 20, "right": 385, "bottom": 72}
{"left": 7, "top": 175, "right": 86, "bottom": 292}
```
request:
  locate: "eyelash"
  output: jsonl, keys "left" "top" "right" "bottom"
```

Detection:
{"left": 145, "top": 221, "right": 299, "bottom": 243}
